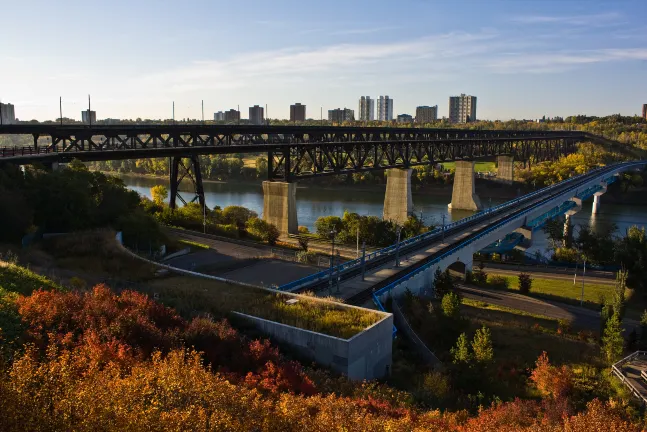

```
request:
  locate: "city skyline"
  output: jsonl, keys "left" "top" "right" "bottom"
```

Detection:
{"left": 1, "top": 0, "right": 646, "bottom": 121}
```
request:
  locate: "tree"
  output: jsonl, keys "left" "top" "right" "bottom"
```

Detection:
{"left": 246, "top": 217, "right": 280, "bottom": 245}
{"left": 472, "top": 261, "right": 487, "bottom": 286}
{"left": 529, "top": 351, "right": 573, "bottom": 400}
{"left": 297, "top": 226, "right": 310, "bottom": 251}
{"left": 222, "top": 206, "right": 258, "bottom": 230}
{"left": 0, "top": 188, "right": 33, "bottom": 241}
{"left": 433, "top": 268, "right": 456, "bottom": 299}
{"left": 451, "top": 333, "right": 471, "bottom": 363}
{"left": 314, "top": 216, "right": 343, "bottom": 238}
{"left": 471, "top": 326, "right": 494, "bottom": 363}
{"left": 518, "top": 272, "right": 532, "bottom": 294}
{"left": 150, "top": 185, "right": 168, "bottom": 205}
{"left": 543, "top": 217, "right": 565, "bottom": 249}
{"left": 602, "top": 313, "right": 624, "bottom": 365}
{"left": 441, "top": 292, "right": 461, "bottom": 319}
{"left": 612, "top": 269, "right": 628, "bottom": 320}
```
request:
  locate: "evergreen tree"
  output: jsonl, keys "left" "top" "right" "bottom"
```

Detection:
{"left": 451, "top": 333, "right": 471, "bottom": 364}
{"left": 612, "top": 269, "right": 628, "bottom": 320}
{"left": 602, "top": 313, "right": 625, "bottom": 365}
{"left": 472, "top": 326, "right": 494, "bottom": 363}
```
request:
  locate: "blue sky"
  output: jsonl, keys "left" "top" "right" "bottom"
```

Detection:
{"left": 1, "top": 0, "right": 646, "bottom": 121}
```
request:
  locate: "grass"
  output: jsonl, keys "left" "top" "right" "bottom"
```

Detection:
{"left": 442, "top": 161, "right": 496, "bottom": 173}
{"left": 462, "top": 298, "right": 555, "bottom": 322}
{"left": 178, "top": 239, "right": 210, "bottom": 250}
{"left": 143, "top": 276, "right": 382, "bottom": 339}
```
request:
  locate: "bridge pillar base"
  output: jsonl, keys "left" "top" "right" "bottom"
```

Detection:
{"left": 496, "top": 155, "right": 514, "bottom": 184}
{"left": 592, "top": 183, "right": 607, "bottom": 214}
{"left": 383, "top": 168, "right": 413, "bottom": 224}
{"left": 448, "top": 161, "right": 482, "bottom": 211}
{"left": 514, "top": 226, "right": 533, "bottom": 248}
{"left": 263, "top": 181, "right": 298, "bottom": 234}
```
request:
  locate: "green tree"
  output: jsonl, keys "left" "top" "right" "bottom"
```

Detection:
{"left": 222, "top": 206, "right": 258, "bottom": 230}
{"left": 602, "top": 313, "right": 624, "bottom": 365}
{"left": 255, "top": 157, "right": 268, "bottom": 179}
{"left": 150, "top": 185, "right": 168, "bottom": 205}
{"left": 451, "top": 333, "right": 471, "bottom": 364}
{"left": 612, "top": 269, "right": 628, "bottom": 320}
{"left": 518, "top": 272, "right": 532, "bottom": 294}
{"left": 472, "top": 326, "right": 494, "bottom": 363}
{"left": 441, "top": 292, "right": 461, "bottom": 319}
{"left": 297, "top": 226, "right": 310, "bottom": 251}
{"left": 246, "top": 217, "right": 279, "bottom": 245}
{"left": 433, "top": 268, "right": 456, "bottom": 299}
{"left": 314, "top": 216, "right": 343, "bottom": 239}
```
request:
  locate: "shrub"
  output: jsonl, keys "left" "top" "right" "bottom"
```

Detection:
{"left": 297, "top": 226, "right": 310, "bottom": 251}
{"left": 557, "top": 319, "right": 572, "bottom": 335}
{"left": 487, "top": 275, "right": 509, "bottom": 289}
{"left": 472, "top": 326, "right": 494, "bottom": 363}
{"left": 314, "top": 216, "right": 343, "bottom": 238}
{"left": 441, "top": 292, "right": 461, "bottom": 319}
{"left": 530, "top": 351, "right": 573, "bottom": 400}
{"left": 222, "top": 206, "right": 258, "bottom": 230}
{"left": 451, "top": 333, "right": 471, "bottom": 363}
{"left": 518, "top": 272, "right": 532, "bottom": 294}
{"left": 246, "top": 217, "right": 280, "bottom": 245}
{"left": 150, "top": 185, "right": 168, "bottom": 204}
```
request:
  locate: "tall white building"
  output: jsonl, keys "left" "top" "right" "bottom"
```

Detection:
{"left": 376, "top": 96, "right": 393, "bottom": 121}
{"left": 81, "top": 110, "right": 96, "bottom": 125}
{"left": 358, "top": 96, "right": 374, "bottom": 121}
{"left": 214, "top": 111, "right": 225, "bottom": 121}
{"left": 0, "top": 102, "right": 16, "bottom": 124}
{"left": 449, "top": 94, "right": 477, "bottom": 123}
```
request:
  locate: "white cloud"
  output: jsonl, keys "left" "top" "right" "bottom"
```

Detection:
{"left": 332, "top": 26, "right": 400, "bottom": 36}
{"left": 511, "top": 12, "right": 623, "bottom": 26}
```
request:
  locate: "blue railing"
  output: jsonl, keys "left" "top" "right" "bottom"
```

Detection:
{"left": 279, "top": 163, "right": 637, "bottom": 292}
{"left": 527, "top": 201, "right": 577, "bottom": 230}
{"left": 371, "top": 292, "right": 398, "bottom": 338}
{"left": 371, "top": 162, "right": 644, "bottom": 301}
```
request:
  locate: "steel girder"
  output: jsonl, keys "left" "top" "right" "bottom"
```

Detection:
{"left": 169, "top": 155, "right": 205, "bottom": 209}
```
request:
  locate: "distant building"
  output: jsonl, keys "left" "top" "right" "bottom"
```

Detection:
{"left": 643, "top": 104, "right": 647, "bottom": 120}
{"left": 214, "top": 111, "right": 225, "bottom": 121}
{"left": 328, "top": 108, "right": 354, "bottom": 123}
{"left": 358, "top": 96, "right": 375, "bottom": 121}
{"left": 449, "top": 94, "right": 476, "bottom": 123}
{"left": 376, "top": 96, "right": 393, "bottom": 121}
{"left": 249, "top": 105, "right": 265, "bottom": 125}
{"left": 103, "top": 118, "right": 120, "bottom": 125}
{"left": 0, "top": 102, "right": 16, "bottom": 124}
{"left": 82, "top": 110, "right": 96, "bottom": 125}
{"left": 397, "top": 114, "right": 413, "bottom": 123}
{"left": 224, "top": 109, "right": 240, "bottom": 122}
{"left": 415, "top": 105, "right": 438, "bottom": 124}
{"left": 290, "top": 103, "right": 306, "bottom": 122}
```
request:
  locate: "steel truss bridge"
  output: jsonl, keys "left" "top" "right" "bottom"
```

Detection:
{"left": 0, "top": 124, "right": 594, "bottom": 206}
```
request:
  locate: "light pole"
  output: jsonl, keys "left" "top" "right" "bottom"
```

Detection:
{"left": 395, "top": 225, "right": 402, "bottom": 268}
{"left": 328, "top": 229, "right": 336, "bottom": 295}
{"left": 441, "top": 214, "right": 446, "bottom": 241}
{"left": 202, "top": 194, "right": 207, "bottom": 234}
{"left": 580, "top": 258, "right": 586, "bottom": 306}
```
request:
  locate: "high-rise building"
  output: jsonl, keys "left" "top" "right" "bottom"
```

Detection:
{"left": 0, "top": 102, "right": 16, "bottom": 124}
{"left": 224, "top": 109, "right": 240, "bottom": 122}
{"left": 328, "top": 108, "right": 354, "bottom": 123}
{"left": 376, "top": 96, "right": 393, "bottom": 121}
{"left": 642, "top": 104, "right": 647, "bottom": 120}
{"left": 397, "top": 114, "right": 413, "bottom": 123}
{"left": 82, "top": 110, "right": 96, "bottom": 125}
{"left": 249, "top": 105, "right": 265, "bottom": 125}
{"left": 214, "top": 111, "right": 225, "bottom": 121}
{"left": 358, "top": 96, "right": 375, "bottom": 121}
{"left": 415, "top": 105, "right": 438, "bottom": 124}
{"left": 449, "top": 94, "right": 477, "bottom": 123}
{"left": 290, "top": 103, "right": 306, "bottom": 122}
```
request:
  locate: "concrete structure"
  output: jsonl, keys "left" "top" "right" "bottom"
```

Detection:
{"left": 0, "top": 102, "right": 16, "bottom": 125}
{"left": 396, "top": 114, "right": 413, "bottom": 123}
{"left": 290, "top": 103, "right": 306, "bottom": 122}
{"left": 358, "top": 96, "right": 375, "bottom": 121}
{"left": 328, "top": 108, "right": 354, "bottom": 123}
{"left": 214, "top": 111, "right": 225, "bottom": 121}
{"left": 249, "top": 105, "right": 265, "bottom": 125}
{"left": 448, "top": 160, "right": 482, "bottom": 211}
{"left": 497, "top": 155, "right": 514, "bottom": 183}
{"left": 643, "top": 104, "right": 647, "bottom": 121}
{"left": 376, "top": 96, "right": 393, "bottom": 121}
{"left": 233, "top": 308, "right": 393, "bottom": 380}
{"left": 449, "top": 94, "right": 477, "bottom": 123}
{"left": 82, "top": 110, "right": 96, "bottom": 125}
{"left": 224, "top": 109, "right": 240, "bottom": 122}
{"left": 263, "top": 181, "right": 298, "bottom": 234}
{"left": 415, "top": 105, "right": 438, "bottom": 124}
{"left": 383, "top": 168, "right": 413, "bottom": 224}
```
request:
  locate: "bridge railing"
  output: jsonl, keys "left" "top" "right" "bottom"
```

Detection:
{"left": 371, "top": 162, "right": 643, "bottom": 302}
{"left": 279, "top": 163, "right": 617, "bottom": 292}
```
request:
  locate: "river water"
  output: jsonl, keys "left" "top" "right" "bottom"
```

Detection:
{"left": 121, "top": 175, "right": 647, "bottom": 258}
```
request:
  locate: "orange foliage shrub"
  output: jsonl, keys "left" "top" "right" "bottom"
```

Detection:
{"left": 529, "top": 351, "right": 574, "bottom": 400}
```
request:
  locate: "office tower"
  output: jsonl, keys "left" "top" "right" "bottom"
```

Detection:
{"left": 82, "top": 109, "right": 96, "bottom": 125}
{"left": 214, "top": 111, "right": 225, "bottom": 121}
{"left": 224, "top": 109, "right": 240, "bottom": 122}
{"left": 249, "top": 105, "right": 265, "bottom": 125}
{"left": 396, "top": 114, "right": 413, "bottom": 123}
{"left": 328, "top": 108, "right": 355, "bottom": 123}
{"left": 358, "top": 96, "right": 374, "bottom": 121}
{"left": 376, "top": 96, "right": 393, "bottom": 121}
{"left": 0, "top": 102, "right": 16, "bottom": 124}
{"left": 449, "top": 94, "right": 477, "bottom": 123}
{"left": 290, "top": 103, "right": 306, "bottom": 122}
{"left": 415, "top": 105, "right": 438, "bottom": 123}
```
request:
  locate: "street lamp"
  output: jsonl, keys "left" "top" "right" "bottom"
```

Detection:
{"left": 395, "top": 225, "right": 402, "bottom": 268}
{"left": 328, "top": 229, "right": 337, "bottom": 295}
{"left": 441, "top": 214, "right": 446, "bottom": 241}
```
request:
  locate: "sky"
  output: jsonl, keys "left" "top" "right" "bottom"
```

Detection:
{"left": 1, "top": 0, "right": 646, "bottom": 121}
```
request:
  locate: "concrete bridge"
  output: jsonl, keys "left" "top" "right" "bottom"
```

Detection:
{"left": 1, "top": 124, "right": 600, "bottom": 232}
{"left": 279, "top": 161, "right": 646, "bottom": 308}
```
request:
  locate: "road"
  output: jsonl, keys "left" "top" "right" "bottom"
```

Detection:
{"left": 458, "top": 284, "right": 639, "bottom": 331}
{"left": 481, "top": 262, "right": 615, "bottom": 285}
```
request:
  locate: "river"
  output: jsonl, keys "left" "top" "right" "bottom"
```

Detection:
{"left": 121, "top": 175, "right": 647, "bottom": 258}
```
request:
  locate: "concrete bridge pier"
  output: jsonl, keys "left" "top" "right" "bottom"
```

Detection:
{"left": 383, "top": 168, "right": 413, "bottom": 224}
{"left": 592, "top": 183, "right": 607, "bottom": 214}
{"left": 448, "top": 160, "right": 482, "bottom": 211}
{"left": 496, "top": 155, "right": 514, "bottom": 183}
{"left": 263, "top": 181, "right": 298, "bottom": 234}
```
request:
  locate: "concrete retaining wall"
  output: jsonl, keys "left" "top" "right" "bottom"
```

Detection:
{"left": 233, "top": 310, "right": 393, "bottom": 381}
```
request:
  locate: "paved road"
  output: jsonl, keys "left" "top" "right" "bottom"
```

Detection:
{"left": 482, "top": 262, "right": 615, "bottom": 285}
{"left": 458, "top": 284, "right": 639, "bottom": 331}
{"left": 171, "top": 230, "right": 273, "bottom": 260}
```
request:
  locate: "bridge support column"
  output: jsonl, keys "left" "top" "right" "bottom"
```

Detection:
{"left": 496, "top": 155, "right": 514, "bottom": 184}
{"left": 448, "top": 161, "right": 482, "bottom": 211}
{"left": 592, "top": 183, "right": 607, "bottom": 214}
{"left": 169, "top": 155, "right": 205, "bottom": 210}
{"left": 263, "top": 181, "right": 298, "bottom": 234}
{"left": 383, "top": 168, "right": 413, "bottom": 224}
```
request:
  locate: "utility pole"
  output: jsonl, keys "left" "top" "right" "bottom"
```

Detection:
{"left": 580, "top": 258, "right": 586, "bottom": 306}
{"left": 361, "top": 241, "right": 366, "bottom": 281}
{"left": 237, "top": 104, "right": 240, "bottom": 125}
{"left": 88, "top": 94, "right": 91, "bottom": 127}
{"left": 356, "top": 226, "right": 359, "bottom": 258}
{"left": 203, "top": 194, "right": 207, "bottom": 233}
{"left": 395, "top": 226, "right": 402, "bottom": 267}
{"left": 60, "top": 97, "right": 63, "bottom": 126}
{"left": 320, "top": 106, "right": 323, "bottom": 125}
{"left": 328, "top": 230, "right": 336, "bottom": 295}
{"left": 201, "top": 100, "right": 204, "bottom": 124}
{"left": 0, "top": 99, "right": 3, "bottom": 126}
{"left": 173, "top": 101, "right": 175, "bottom": 124}
{"left": 441, "top": 214, "right": 446, "bottom": 241}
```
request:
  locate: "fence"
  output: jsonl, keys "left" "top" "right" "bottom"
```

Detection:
{"left": 611, "top": 351, "right": 647, "bottom": 405}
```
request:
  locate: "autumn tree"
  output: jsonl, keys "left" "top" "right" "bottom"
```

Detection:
{"left": 441, "top": 292, "right": 461, "bottom": 319}
{"left": 529, "top": 351, "right": 573, "bottom": 400}
{"left": 150, "top": 185, "right": 168, "bottom": 205}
